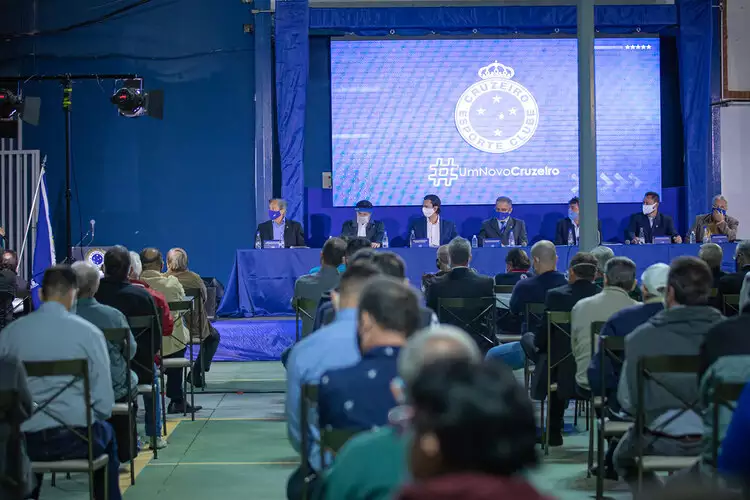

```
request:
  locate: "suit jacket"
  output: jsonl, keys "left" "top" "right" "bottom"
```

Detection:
{"left": 257, "top": 219, "right": 306, "bottom": 248}
{"left": 95, "top": 278, "right": 161, "bottom": 384}
{"left": 478, "top": 217, "right": 528, "bottom": 246}
{"left": 340, "top": 220, "right": 385, "bottom": 244}
{"left": 426, "top": 267, "right": 495, "bottom": 313}
{"left": 692, "top": 213, "right": 739, "bottom": 242}
{"left": 554, "top": 218, "right": 602, "bottom": 245}
{"left": 530, "top": 280, "right": 600, "bottom": 400}
{"left": 719, "top": 265, "right": 750, "bottom": 316}
{"left": 495, "top": 270, "right": 531, "bottom": 287}
{"left": 508, "top": 270, "right": 567, "bottom": 316}
{"left": 626, "top": 212, "right": 678, "bottom": 243}
{"left": 294, "top": 267, "right": 341, "bottom": 336}
{"left": 409, "top": 217, "right": 458, "bottom": 246}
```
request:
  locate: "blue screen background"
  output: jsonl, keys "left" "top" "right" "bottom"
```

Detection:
{"left": 330, "top": 38, "right": 662, "bottom": 206}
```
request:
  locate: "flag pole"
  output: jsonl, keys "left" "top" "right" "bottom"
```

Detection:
{"left": 17, "top": 158, "right": 46, "bottom": 273}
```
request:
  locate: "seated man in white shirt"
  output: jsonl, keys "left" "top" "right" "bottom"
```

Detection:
{"left": 0, "top": 265, "right": 121, "bottom": 500}
{"left": 340, "top": 200, "right": 385, "bottom": 248}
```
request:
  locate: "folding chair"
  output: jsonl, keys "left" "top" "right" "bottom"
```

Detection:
{"left": 300, "top": 384, "right": 319, "bottom": 500}
{"left": 25, "top": 360, "right": 110, "bottom": 500}
{"left": 594, "top": 335, "right": 631, "bottom": 499}
{"left": 101, "top": 327, "right": 136, "bottom": 485}
{"left": 635, "top": 355, "right": 703, "bottom": 493}
{"left": 166, "top": 299, "right": 196, "bottom": 421}
{"left": 295, "top": 298, "right": 319, "bottom": 341}
{"left": 583, "top": 320, "right": 606, "bottom": 476}
{"left": 723, "top": 294, "right": 740, "bottom": 316}
{"left": 0, "top": 389, "right": 26, "bottom": 500}
{"left": 544, "top": 310, "right": 571, "bottom": 455}
{"left": 127, "top": 315, "right": 161, "bottom": 458}
{"left": 183, "top": 287, "right": 208, "bottom": 391}
{"left": 321, "top": 429, "right": 360, "bottom": 456}
{"left": 524, "top": 303, "right": 545, "bottom": 392}
{"left": 710, "top": 380, "right": 746, "bottom": 475}
{"left": 493, "top": 285, "right": 519, "bottom": 342}
{"left": 438, "top": 297, "right": 497, "bottom": 353}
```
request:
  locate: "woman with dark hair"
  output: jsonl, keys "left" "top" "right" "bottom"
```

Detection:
{"left": 408, "top": 194, "right": 458, "bottom": 247}
{"left": 397, "top": 359, "right": 548, "bottom": 500}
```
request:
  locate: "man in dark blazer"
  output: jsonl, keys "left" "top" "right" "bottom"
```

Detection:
{"left": 479, "top": 196, "right": 528, "bottom": 247}
{"left": 256, "top": 198, "right": 306, "bottom": 248}
{"left": 554, "top": 196, "right": 602, "bottom": 245}
{"left": 409, "top": 194, "right": 458, "bottom": 246}
{"left": 626, "top": 191, "right": 681, "bottom": 244}
{"left": 718, "top": 240, "right": 750, "bottom": 315}
{"left": 339, "top": 200, "right": 385, "bottom": 247}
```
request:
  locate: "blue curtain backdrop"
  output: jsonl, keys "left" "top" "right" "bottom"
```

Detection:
{"left": 275, "top": 0, "right": 310, "bottom": 223}
{"left": 274, "top": 1, "right": 713, "bottom": 231}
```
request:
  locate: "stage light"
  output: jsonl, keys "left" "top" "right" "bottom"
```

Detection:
{"left": 0, "top": 88, "right": 41, "bottom": 125}
{"left": 110, "top": 78, "right": 164, "bottom": 119}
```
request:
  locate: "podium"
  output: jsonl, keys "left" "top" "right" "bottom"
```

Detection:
{"left": 71, "top": 246, "right": 113, "bottom": 268}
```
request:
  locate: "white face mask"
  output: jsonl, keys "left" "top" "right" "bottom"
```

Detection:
{"left": 642, "top": 203, "right": 657, "bottom": 216}
{"left": 356, "top": 214, "right": 370, "bottom": 225}
{"left": 422, "top": 207, "right": 436, "bottom": 218}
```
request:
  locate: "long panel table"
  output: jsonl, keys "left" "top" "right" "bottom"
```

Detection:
{"left": 216, "top": 244, "right": 737, "bottom": 318}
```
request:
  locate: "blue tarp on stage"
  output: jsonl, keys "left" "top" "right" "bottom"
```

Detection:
{"left": 216, "top": 244, "right": 737, "bottom": 318}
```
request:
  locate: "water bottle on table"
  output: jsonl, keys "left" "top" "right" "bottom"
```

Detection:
{"left": 508, "top": 230, "right": 515, "bottom": 247}
{"left": 255, "top": 232, "right": 262, "bottom": 249}
{"left": 382, "top": 231, "right": 389, "bottom": 249}
{"left": 702, "top": 226, "right": 710, "bottom": 244}
{"left": 567, "top": 228, "right": 574, "bottom": 246}
{"left": 689, "top": 229, "right": 696, "bottom": 244}
{"left": 638, "top": 227, "right": 645, "bottom": 244}
{"left": 471, "top": 235, "right": 478, "bottom": 248}
{"left": 409, "top": 229, "right": 416, "bottom": 248}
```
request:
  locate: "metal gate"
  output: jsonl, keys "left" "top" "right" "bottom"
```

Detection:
{"left": 0, "top": 150, "right": 41, "bottom": 281}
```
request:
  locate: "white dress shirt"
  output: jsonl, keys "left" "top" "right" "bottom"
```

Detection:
{"left": 574, "top": 222, "right": 580, "bottom": 241}
{"left": 427, "top": 217, "right": 441, "bottom": 247}
{"left": 357, "top": 223, "right": 367, "bottom": 237}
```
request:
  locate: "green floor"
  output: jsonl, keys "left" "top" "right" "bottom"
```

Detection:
{"left": 38, "top": 362, "right": 630, "bottom": 500}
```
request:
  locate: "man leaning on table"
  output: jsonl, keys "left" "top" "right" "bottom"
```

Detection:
{"left": 256, "top": 198, "right": 306, "bottom": 248}
{"left": 691, "top": 194, "right": 739, "bottom": 242}
{"left": 340, "top": 200, "right": 385, "bottom": 247}
{"left": 626, "top": 191, "right": 681, "bottom": 244}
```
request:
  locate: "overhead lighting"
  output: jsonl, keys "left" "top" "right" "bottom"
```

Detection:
{"left": 0, "top": 88, "right": 41, "bottom": 124}
{"left": 110, "top": 78, "right": 164, "bottom": 119}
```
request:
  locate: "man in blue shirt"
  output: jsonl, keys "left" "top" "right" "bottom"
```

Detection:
{"left": 318, "top": 276, "right": 421, "bottom": 431}
{"left": 0, "top": 266, "right": 121, "bottom": 500}
{"left": 285, "top": 261, "right": 381, "bottom": 500}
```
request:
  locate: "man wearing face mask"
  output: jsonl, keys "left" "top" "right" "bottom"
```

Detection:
{"left": 340, "top": 200, "right": 385, "bottom": 248}
{"left": 626, "top": 191, "right": 681, "bottom": 244}
{"left": 555, "top": 197, "right": 602, "bottom": 245}
{"left": 256, "top": 198, "right": 306, "bottom": 248}
{"left": 691, "top": 194, "right": 739, "bottom": 243}
{"left": 478, "top": 196, "right": 528, "bottom": 247}
{"left": 409, "top": 194, "right": 458, "bottom": 247}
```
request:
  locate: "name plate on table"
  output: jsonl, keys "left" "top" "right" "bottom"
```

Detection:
{"left": 483, "top": 239, "right": 502, "bottom": 248}
{"left": 711, "top": 235, "right": 729, "bottom": 244}
{"left": 263, "top": 240, "right": 285, "bottom": 249}
{"left": 411, "top": 239, "right": 429, "bottom": 248}
{"left": 653, "top": 236, "right": 671, "bottom": 245}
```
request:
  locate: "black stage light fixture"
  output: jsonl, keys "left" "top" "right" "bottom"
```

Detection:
{"left": 0, "top": 88, "right": 41, "bottom": 139}
{"left": 111, "top": 78, "right": 164, "bottom": 119}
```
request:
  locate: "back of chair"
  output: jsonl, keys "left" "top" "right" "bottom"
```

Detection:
{"left": 546, "top": 311, "right": 571, "bottom": 369}
{"left": 295, "top": 298, "right": 319, "bottom": 340}
{"left": 525, "top": 302, "right": 545, "bottom": 334}
{"left": 711, "top": 380, "right": 747, "bottom": 467}
{"left": 598, "top": 335, "right": 626, "bottom": 402}
{"left": 182, "top": 287, "right": 206, "bottom": 338}
{"left": 0, "top": 389, "right": 26, "bottom": 500}
{"left": 321, "top": 429, "right": 360, "bottom": 455}
{"left": 589, "top": 321, "right": 606, "bottom": 357}
{"left": 723, "top": 294, "right": 740, "bottom": 316}
{"left": 494, "top": 285, "right": 514, "bottom": 294}
{"left": 127, "top": 315, "right": 157, "bottom": 378}
{"left": 299, "top": 384, "right": 319, "bottom": 480}
{"left": 438, "top": 297, "right": 497, "bottom": 351}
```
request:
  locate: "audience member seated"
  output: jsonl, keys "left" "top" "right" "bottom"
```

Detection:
{"left": 319, "top": 276, "right": 420, "bottom": 432}
{"left": 0, "top": 355, "right": 33, "bottom": 500}
{"left": 614, "top": 257, "right": 723, "bottom": 491}
{"left": 0, "top": 254, "right": 17, "bottom": 330}
{"left": 572, "top": 257, "right": 638, "bottom": 399}
{"left": 508, "top": 240, "right": 567, "bottom": 317}
{"left": 588, "top": 263, "right": 669, "bottom": 408}
{"left": 166, "top": 248, "right": 222, "bottom": 387}
{"left": 294, "top": 238, "right": 347, "bottom": 336}
{"left": 395, "top": 359, "right": 545, "bottom": 500}
{"left": 96, "top": 246, "right": 165, "bottom": 449}
{"left": 72, "top": 261, "right": 138, "bottom": 466}
{"left": 523, "top": 251, "right": 600, "bottom": 446}
{"left": 0, "top": 266, "right": 121, "bottom": 500}
{"left": 425, "top": 238, "right": 494, "bottom": 350}
{"left": 718, "top": 240, "right": 750, "bottom": 315}
{"left": 2, "top": 250, "right": 27, "bottom": 292}
{"left": 592, "top": 245, "right": 641, "bottom": 301}
{"left": 717, "top": 382, "right": 750, "bottom": 486}
{"left": 128, "top": 251, "right": 174, "bottom": 336}
{"left": 322, "top": 325, "right": 482, "bottom": 500}
{"left": 285, "top": 261, "right": 381, "bottom": 500}
{"left": 699, "top": 243, "right": 726, "bottom": 289}
{"left": 139, "top": 248, "right": 201, "bottom": 415}
{"left": 421, "top": 245, "right": 450, "bottom": 296}
{"left": 372, "top": 252, "right": 437, "bottom": 329}
{"left": 494, "top": 248, "right": 531, "bottom": 286}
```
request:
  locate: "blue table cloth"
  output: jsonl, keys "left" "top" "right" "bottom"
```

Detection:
{"left": 216, "top": 244, "right": 737, "bottom": 318}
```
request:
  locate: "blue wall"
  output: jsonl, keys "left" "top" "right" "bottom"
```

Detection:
{"left": 0, "top": 0, "right": 256, "bottom": 280}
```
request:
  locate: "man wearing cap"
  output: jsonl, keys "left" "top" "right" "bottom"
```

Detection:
{"left": 340, "top": 200, "right": 385, "bottom": 248}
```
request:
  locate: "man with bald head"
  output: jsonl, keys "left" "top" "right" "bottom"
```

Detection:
{"left": 321, "top": 325, "right": 482, "bottom": 500}
{"left": 509, "top": 240, "right": 566, "bottom": 315}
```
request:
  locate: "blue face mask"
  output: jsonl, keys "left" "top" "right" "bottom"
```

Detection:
{"left": 568, "top": 209, "right": 578, "bottom": 221}
{"left": 496, "top": 212, "right": 510, "bottom": 222}
{"left": 713, "top": 207, "right": 727, "bottom": 216}
{"left": 268, "top": 209, "right": 282, "bottom": 220}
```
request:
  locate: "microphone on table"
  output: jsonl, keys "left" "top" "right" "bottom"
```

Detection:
{"left": 89, "top": 219, "right": 96, "bottom": 243}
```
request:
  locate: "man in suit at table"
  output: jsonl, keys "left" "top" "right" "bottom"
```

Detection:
{"left": 340, "top": 200, "right": 385, "bottom": 248}
{"left": 555, "top": 196, "right": 602, "bottom": 245}
{"left": 626, "top": 191, "right": 682, "bottom": 244}
{"left": 256, "top": 198, "right": 306, "bottom": 248}
{"left": 408, "top": 194, "right": 458, "bottom": 247}
{"left": 479, "top": 196, "right": 528, "bottom": 247}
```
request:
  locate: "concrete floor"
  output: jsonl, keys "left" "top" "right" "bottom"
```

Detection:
{"left": 38, "top": 361, "right": 630, "bottom": 500}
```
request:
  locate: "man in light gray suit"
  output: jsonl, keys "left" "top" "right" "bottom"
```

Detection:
{"left": 293, "top": 237, "right": 347, "bottom": 336}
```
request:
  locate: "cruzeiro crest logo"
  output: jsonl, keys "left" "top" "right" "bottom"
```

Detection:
{"left": 86, "top": 249, "right": 106, "bottom": 268}
{"left": 454, "top": 61, "right": 539, "bottom": 154}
